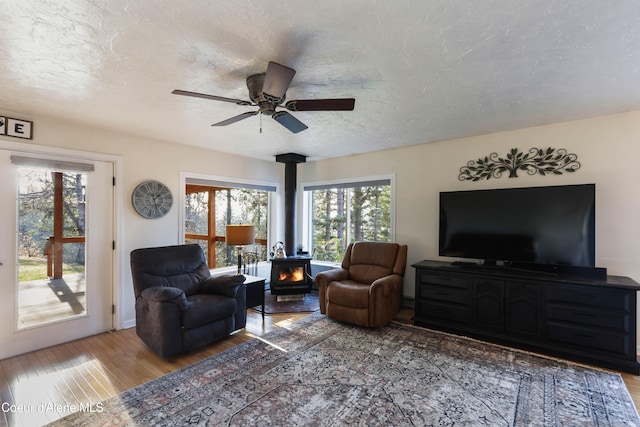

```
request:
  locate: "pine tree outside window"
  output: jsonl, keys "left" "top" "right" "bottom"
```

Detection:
{"left": 302, "top": 176, "right": 394, "bottom": 263}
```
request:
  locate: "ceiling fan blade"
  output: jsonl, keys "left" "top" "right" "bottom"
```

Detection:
{"left": 262, "top": 62, "right": 296, "bottom": 102}
{"left": 172, "top": 89, "right": 252, "bottom": 106}
{"left": 272, "top": 111, "right": 308, "bottom": 133}
{"left": 285, "top": 98, "right": 356, "bottom": 111}
{"left": 212, "top": 111, "right": 259, "bottom": 126}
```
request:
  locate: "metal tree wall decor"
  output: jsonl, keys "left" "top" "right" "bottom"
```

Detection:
{"left": 458, "top": 147, "right": 580, "bottom": 181}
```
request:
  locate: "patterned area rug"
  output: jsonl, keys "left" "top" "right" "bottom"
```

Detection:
{"left": 51, "top": 312, "right": 640, "bottom": 426}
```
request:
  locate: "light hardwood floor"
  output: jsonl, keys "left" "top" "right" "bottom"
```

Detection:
{"left": 1, "top": 309, "right": 638, "bottom": 426}
{"left": 0, "top": 310, "right": 310, "bottom": 427}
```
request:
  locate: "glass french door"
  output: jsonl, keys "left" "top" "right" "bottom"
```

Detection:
{"left": 0, "top": 150, "right": 114, "bottom": 359}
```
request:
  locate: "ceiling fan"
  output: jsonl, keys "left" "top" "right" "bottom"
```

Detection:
{"left": 172, "top": 61, "right": 355, "bottom": 133}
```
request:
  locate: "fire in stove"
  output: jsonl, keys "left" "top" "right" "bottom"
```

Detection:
{"left": 270, "top": 257, "right": 312, "bottom": 295}
{"left": 278, "top": 267, "right": 305, "bottom": 282}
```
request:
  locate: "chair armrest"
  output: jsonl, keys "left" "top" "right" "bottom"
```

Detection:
{"left": 140, "top": 286, "right": 188, "bottom": 311}
{"left": 201, "top": 274, "right": 245, "bottom": 297}
{"left": 315, "top": 268, "right": 350, "bottom": 287}
{"left": 370, "top": 274, "right": 404, "bottom": 295}
{"left": 316, "top": 268, "right": 350, "bottom": 315}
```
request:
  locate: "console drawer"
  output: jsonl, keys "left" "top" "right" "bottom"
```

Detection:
{"left": 420, "top": 301, "right": 469, "bottom": 323}
{"left": 548, "top": 305, "right": 630, "bottom": 331}
{"left": 547, "top": 324, "right": 632, "bottom": 357}
{"left": 419, "top": 273, "right": 468, "bottom": 289}
{"left": 420, "top": 285, "right": 468, "bottom": 305}
{"left": 547, "top": 285, "right": 632, "bottom": 311}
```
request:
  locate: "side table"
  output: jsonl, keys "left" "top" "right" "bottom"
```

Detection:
{"left": 244, "top": 274, "right": 266, "bottom": 319}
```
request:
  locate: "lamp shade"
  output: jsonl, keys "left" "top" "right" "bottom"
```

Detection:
{"left": 226, "top": 224, "right": 255, "bottom": 246}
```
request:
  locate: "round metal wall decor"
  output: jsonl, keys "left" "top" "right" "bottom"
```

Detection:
{"left": 132, "top": 180, "right": 173, "bottom": 219}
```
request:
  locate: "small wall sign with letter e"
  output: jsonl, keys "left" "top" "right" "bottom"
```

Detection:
{"left": 6, "top": 118, "right": 33, "bottom": 139}
{"left": 0, "top": 117, "right": 5, "bottom": 135}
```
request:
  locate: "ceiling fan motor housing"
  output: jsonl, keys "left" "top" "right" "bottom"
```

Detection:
{"left": 247, "top": 73, "right": 283, "bottom": 115}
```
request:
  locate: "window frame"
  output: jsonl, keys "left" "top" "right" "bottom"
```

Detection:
{"left": 301, "top": 174, "right": 396, "bottom": 258}
{"left": 179, "top": 172, "right": 279, "bottom": 270}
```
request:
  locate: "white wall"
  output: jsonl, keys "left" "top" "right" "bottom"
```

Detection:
{"left": 0, "top": 112, "right": 284, "bottom": 329}
{"left": 299, "top": 110, "right": 640, "bottom": 299}
{"left": 3, "top": 108, "right": 640, "bottom": 335}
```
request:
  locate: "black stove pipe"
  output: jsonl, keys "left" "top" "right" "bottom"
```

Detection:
{"left": 275, "top": 153, "right": 306, "bottom": 258}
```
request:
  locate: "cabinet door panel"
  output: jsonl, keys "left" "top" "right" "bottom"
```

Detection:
{"left": 506, "top": 282, "right": 543, "bottom": 337}
{"left": 473, "top": 279, "right": 504, "bottom": 329}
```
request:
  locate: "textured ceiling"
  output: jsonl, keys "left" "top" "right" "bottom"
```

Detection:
{"left": 1, "top": 1, "right": 639, "bottom": 161}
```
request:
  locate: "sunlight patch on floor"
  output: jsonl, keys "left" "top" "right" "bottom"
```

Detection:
{"left": 253, "top": 336, "right": 288, "bottom": 353}
{"left": 274, "top": 315, "right": 304, "bottom": 329}
{"left": 9, "top": 357, "right": 114, "bottom": 425}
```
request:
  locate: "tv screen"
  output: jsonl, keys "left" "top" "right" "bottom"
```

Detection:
{"left": 439, "top": 184, "right": 595, "bottom": 267}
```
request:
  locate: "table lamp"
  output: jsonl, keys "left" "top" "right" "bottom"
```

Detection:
{"left": 226, "top": 224, "right": 255, "bottom": 274}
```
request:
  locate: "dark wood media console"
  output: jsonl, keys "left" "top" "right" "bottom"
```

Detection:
{"left": 413, "top": 260, "right": 640, "bottom": 374}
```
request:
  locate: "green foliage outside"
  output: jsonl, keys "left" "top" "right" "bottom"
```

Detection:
{"left": 18, "top": 257, "right": 85, "bottom": 282}
{"left": 185, "top": 188, "right": 268, "bottom": 268}
{"left": 310, "top": 184, "right": 391, "bottom": 262}
{"left": 185, "top": 184, "right": 390, "bottom": 267}
{"left": 18, "top": 169, "right": 87, "bottom": 281}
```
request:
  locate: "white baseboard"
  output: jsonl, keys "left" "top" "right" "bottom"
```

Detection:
{"left": 121, "top": 319, "right": 136, "bottom": 330}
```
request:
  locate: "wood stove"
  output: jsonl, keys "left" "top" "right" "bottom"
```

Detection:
{"left": 270, "top": 256, "right": 312, "bottom": 295}
{"left": 271, "top": 153, "right": 312, "bottom": 296}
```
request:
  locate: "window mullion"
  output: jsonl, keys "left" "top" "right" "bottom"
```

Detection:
{"left": 208, "top": 188, "right": 216, "bottom": 268}
{"left": 346, "top": 188, "right": 352, "bottom": 246}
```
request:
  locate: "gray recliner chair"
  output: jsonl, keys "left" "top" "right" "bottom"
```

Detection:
{"left": 130, "top": 244, "right": 247, "bottom": 358}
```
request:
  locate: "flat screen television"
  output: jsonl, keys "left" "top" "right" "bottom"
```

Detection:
{"left": 439, "top": 184, "right": 595, "bottom": 269}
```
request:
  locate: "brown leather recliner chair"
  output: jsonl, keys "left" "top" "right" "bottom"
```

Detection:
{"left": 316, "top": 241, "right": 408, "bottom": 327}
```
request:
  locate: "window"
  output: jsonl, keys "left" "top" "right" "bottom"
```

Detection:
{"left": 17, "top": 168, "right": 88, "bottom": 328}
{"left": 303, "top": 177, "right": 393, "bottom": 263}
{"left": 184, "top": 177, "right": 275, "bottom": 269}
